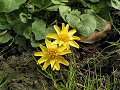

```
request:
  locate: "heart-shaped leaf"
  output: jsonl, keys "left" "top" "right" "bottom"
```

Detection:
{"left": 66, "top": 14, "right": 96, "bottom": 37}
{"left": 59, "top": 5, "right": 71, "bottom": 21}
{"left": 32, "top": 18, "right": 55, "bottom": 41}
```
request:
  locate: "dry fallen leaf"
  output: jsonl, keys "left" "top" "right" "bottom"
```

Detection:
{"left": 80, "top": 21, "right": 112, "bottom": 43}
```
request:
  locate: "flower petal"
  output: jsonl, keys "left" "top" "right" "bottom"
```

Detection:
{"left": 69, "top": 41, "right": 79, "bottom": 49}
{"left": 70, "top": 36, "right": 80, "bottom": 40}
{"left": 45, "top": 39, "right": 52, "bottom": 48}
{"left": 46, "top": 33, "right": 58, "bottom": 39}
{"left": 65, "top": 24, "right": 69, "bottom": 32}
{"left": 68, "top": 29, "right": 76, "bottom": 36}
{"left": 58, "top": 46, "right": 66, "bottom": 52}
{"left": 40, "top": 44, "right": 47, "bottom": 52}
{"left": 54, "top": 25, "right": 61, "bottom": 35}
{"left": 64, "top": 43, "right": 70, "bottom": 50}
{"left": 59, "top": 41, "right": 64, "bottom": 46}
{"left": 50, "top": 59, "right": 56, "bottom": 68}
{"left": 60, "top": 50, "right": 71, "bottom": 55}
{"left": 57, "top": 56, "right": 69, "bottom": 66}
{"left": 50, "top": 44, "right": 57, "bottom": 49}
{"left": 34, "top": 52, "right": 45, "bottom": 56}
{"left": 38, "top": 56, "right": 48, "bottom": 64}
{"left": 42, "top": 60, "right": 50, "bottom": 70}
{"left": 62, "top": 24, "right": 69, "bottom": 33}
{"left": 53, "top": 62, "right": 60, "bottom": 71}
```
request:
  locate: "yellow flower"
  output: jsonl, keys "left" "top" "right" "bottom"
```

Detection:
{"left": 47, "top": 23, "right": 80, "bottom": 49}
{"left": 34, "top": 39, "right": 71, "bottom": 71}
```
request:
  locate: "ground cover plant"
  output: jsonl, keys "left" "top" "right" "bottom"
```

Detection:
{"left": 0, "top": 0, "right": 120, "bottom": 90}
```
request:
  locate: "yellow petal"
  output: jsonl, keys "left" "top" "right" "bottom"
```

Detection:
{"left": 46, "top": 39, "right": 58, "bottom": 49}
{"left": 34, "top": 52, "right": 45, "bottom": 56}
{"left": 68, "top": 29, "right": 76, "bottom": 36}
{"left": 45, "top": 39, "right": 51, "bottom": 48}
{"left": 60, "top": 50, "right": 71, "bottom": 55}
{"left": 40, "top": 44, "right": 47, "bottom": 52}
{"left": 65, "top": 24, "right": 69, "bottom": 32}
{"left": 59, "top": 41, "right": 64, "bottom": 46}
{"left": 70, "top": 36, "right": 80, "bottom": 40}
{"left": 58, "top": 46, "right": 66, "bottom": 52}
{"left": 69, "top": 41, "right": 79, "bottom": 49}
{"left": 62, "top": 24, "right": 69, "bottom": 33}
{"left": 42, "top": 60, "right": 50, "bottom": 70}
{"left": 53, "top": 62, "right": 60, "bottom": 71}
{"left": 46, "top": 33, "right": 58, "bottom": 39}
{"left": 38, "top": 56, "right": 48, "bottom": 64}
{"left": 64, "top": 43, "right": 70, "bottom": 50}
{"left": 54, "top": 25, "right": 61, "bottom": 35}
{"left": 51, "top": 44, "right": 57, "bottom": 49}
{"left": 57, "top": 56, "right": 69, "bottom": 66}
{"left": 62, "top": 23, "right": 65, "bottom": 31}
{"left": 50, "top": 59, "right": 56, "bottom": 68}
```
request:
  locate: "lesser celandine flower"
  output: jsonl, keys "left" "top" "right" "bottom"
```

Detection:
{"left": 34, "top": 39, "right": 71, "bottom": 71}
{"left": 47, "top": 23, "right": 80, "bottom": 49}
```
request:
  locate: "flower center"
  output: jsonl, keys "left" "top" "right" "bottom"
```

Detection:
{"left": 59, "top": 34, "right": 70, "bottom": 42}
{"left": 47, "top": 48, "right": 59, "bottom": 59}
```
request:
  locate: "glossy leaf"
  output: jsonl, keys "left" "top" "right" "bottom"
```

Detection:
{"left": 59, "top": 5, "right": 71, "bottom": 21}
{"left": 66, "top": 14, "right": 96, "bottom": 36}
{"left": 0, "top": 0, "right": 26, "bottom": 12}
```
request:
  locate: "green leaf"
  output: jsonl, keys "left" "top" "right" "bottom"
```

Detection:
{"left": 46, "top": 5, "right": 60, "bottom": 11}
{"left": 66, "top": 14, "right": 96, "bottom": 36}
{"left": 23, "top": 26, "right": 32, "bottom": 39}
{"left": 84, "top": 0, "right": 107, "bottom": 14}
{"left": 111, "top": 0, "right": 120, "bottom": 10}
{"left": 0, "top": 13, "right": 11, "bottom": 30}
{"left": 95, "top": 15, "right": 108, "bottom": 31}
{"left": 0, "top": 0, "right": 26, "bottom": 12}
{"left": 6, "top": 13, "right": 30, "bottom": 35}
{"left": 32, "top": 0, "right": 52, "bottom": 9}
{"left": 68, "top": 9, "right": 81, "bottom": 17}
{"left": 32, "top": 19, "right": 46, "bottom": 40}
{"left": 31, "top": 40, "right": 41, "bottom": 47}
{"left": 59, "top": 6, "right": 108, "bottom": 37}
{"left": 32, "top": 19, "right": 55, "bottom": 41}
{"left": 59, "top": 5, "right": 71, "bottom": 21}
{"left": 87, "top": 0, "right": 110, "bottom": 20}
{"left": 32, "top": 19, "right": 53, "bottom": 40}
{"left": 51, "top": 0, "right": 69, "bottom": 5}
{"left": 0, "top": 33, "right": 12, "bottom": 44}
